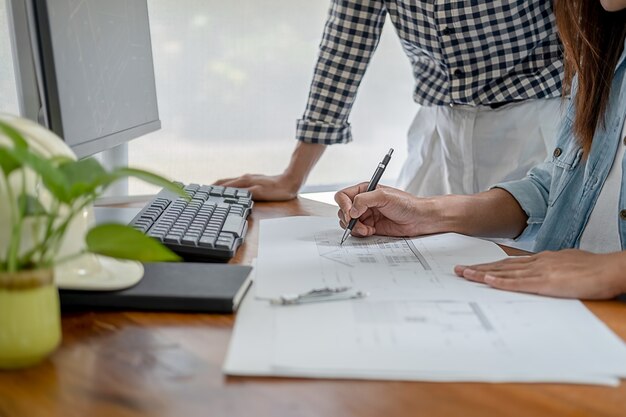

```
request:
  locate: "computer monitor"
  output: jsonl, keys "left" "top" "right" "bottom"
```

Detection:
{"left": 8, "top": 0, "right": 160, "bottom": 158}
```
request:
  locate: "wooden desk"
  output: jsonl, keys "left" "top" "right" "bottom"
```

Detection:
{"left": 1, "top": 198, "right": 626, "bottom": 417}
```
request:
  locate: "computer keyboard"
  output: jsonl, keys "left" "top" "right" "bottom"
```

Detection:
{"left": 129, "top": 183, "right": 253, "bottom": 262}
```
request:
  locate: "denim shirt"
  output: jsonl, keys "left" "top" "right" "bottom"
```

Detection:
{"left": 496, "top": 47, "right": 626, "bottom": 252}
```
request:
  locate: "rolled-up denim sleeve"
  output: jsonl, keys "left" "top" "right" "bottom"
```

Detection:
{"left": 492, "top": 160, "right": 553, "bottom": 241}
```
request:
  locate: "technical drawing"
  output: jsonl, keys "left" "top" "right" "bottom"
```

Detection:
{"left": 314, "top": 231, "right": 431, "bottom": 270}
{"left": 350, "top": 300, "right": 507, "bottom": 352}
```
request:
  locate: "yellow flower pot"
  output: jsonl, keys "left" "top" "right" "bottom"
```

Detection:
{"left": 0, "top": 269, "right": 61, "bottom": 369}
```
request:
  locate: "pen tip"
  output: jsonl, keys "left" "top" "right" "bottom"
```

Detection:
{"left": 340, "top": 229, "right": 349, "bottom": 245}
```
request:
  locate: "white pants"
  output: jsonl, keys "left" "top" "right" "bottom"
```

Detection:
{"left": 397, "top": 99, "right": 563, "bottom": 196}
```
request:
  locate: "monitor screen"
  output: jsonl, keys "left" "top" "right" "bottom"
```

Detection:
{"left": 11, "top": 0, "right": 160, "bottom": 158}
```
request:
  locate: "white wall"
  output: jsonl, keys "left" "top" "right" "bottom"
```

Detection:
{"left": 129, "top": 0, "right": 416, "bottom": 193}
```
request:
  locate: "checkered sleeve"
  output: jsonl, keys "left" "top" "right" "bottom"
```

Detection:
{"left": 296, "top": 0, "right": 387, "bottom": 145}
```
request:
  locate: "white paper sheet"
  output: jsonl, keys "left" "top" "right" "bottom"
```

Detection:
{"left": 272, "top": 296, "right": 626, "bottom": 378}
{"left": 223, "top": 217, "right": 626, "bottom": 385}
{"left": 255, "top": 217, "right": 538, "bottom": 301}
{"left": 224, "top": 285, "right": 621, "bottom": 386}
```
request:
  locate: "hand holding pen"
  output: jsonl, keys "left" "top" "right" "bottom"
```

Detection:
{"left": 335, "top": 150, "right": 442, "bottom": 240}
{"left": 338, "top": 149, "right": 393, "bottom": 245}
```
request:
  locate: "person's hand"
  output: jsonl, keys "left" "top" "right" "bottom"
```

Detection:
{"left": 455, "top": 249, "right": 626, "bottom": 299}
{"left": 214, "top": 173, "right": 299, "bottom": 201}
{"left": 334, "top": 183, "right": 443, "bottom": 238}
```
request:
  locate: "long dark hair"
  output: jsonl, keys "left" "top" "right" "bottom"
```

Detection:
{"left": 554, "top": 0, "right": 626, "bottom": 153}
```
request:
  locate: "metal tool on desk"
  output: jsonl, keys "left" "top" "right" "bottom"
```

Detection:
{"left": 269, "top": 286, "right": 368, "bottom": 306}
{"left": 340, "top": 148, "right": 394, "bottom": 245}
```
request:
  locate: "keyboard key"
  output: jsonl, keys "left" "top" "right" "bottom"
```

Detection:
{"left": 222, "top": 214, "right": 246, "bottom": 238}
{"left": 236, "top": 189, "right": 251, "bottom": 198}
{"left": 181, "top": 236, "right": 199, "bottom": 246}
{"left": 164, "top": 235, "right": 181, "bottom": 244}
{"left": 216, "top": 238, "right": 234, "bottom": 250}
{"left": 199, "top": 236, "right": 216, "bottom": 248}
{"left": 209, "top": 186, "right": 225, "bottom": 196}
{"left": 238, "top": 195, "right": 251, "bottom": 203}
{"left": 193, "top": 193, "right": 209, "bottom": 202}
{"left": 230, "top": 205, "right": 245, "bottom": 216}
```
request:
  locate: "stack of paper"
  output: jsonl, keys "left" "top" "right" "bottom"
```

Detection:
{"left": 224, "top": 217, "right": 626, "bottom": 385}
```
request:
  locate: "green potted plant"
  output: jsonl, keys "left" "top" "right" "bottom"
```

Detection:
{"left": 0, "top": 115, "right": 185, "bottom": 369}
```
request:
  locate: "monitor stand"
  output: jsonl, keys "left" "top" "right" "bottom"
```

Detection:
{"left": 94, "top": 144, "right": 158, "bottom": 206}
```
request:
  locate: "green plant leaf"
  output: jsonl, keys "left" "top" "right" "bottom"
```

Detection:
{"left": 48, "top": 155, "right": 75, "bottom": 166}
{"left": 86, "top": 224, "right": 181, "bottom": 262}
{"left": 107, "top": 168, "right": 188, "bottom": 199}
{"left": 8, "top": 146, "right": 70, "bottom": 203}
{"left": 0, "top": 147, "right": 21, "bottom": 176}
{"left": 0, "top": 120, "right": 28, "bottom": 149}
{"left": 17, "top": 194, "right": 47, "bottom": 216}
{"left": 58, "top": 157, "right": 107, "bottom": 199}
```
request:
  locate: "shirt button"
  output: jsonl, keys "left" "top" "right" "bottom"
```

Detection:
{"left": 553, "top": 147, "right": 562, "bottom": 157}
{"left": 620, "top": 209, "right": 626, "bottom": 220}
{"left": 454, "top": 69, "right": 464, "bottom": 78}
{"left": 623, "top": 136, "right": 626, "bottom": 146}
{"left": 442, "top": 27, "right": 454, "bottom": 36}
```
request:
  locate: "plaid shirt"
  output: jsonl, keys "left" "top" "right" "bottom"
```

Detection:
{"left": 296, "top": 0, "right": 563, "bottom": 145}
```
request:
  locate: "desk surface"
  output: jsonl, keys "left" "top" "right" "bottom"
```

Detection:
{"left": 1, "top": 198, "right": 626, "bottom": 417}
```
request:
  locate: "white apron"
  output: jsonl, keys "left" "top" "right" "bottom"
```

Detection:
{"left": 397, "top": 98, "right": 563, "bottom": 196}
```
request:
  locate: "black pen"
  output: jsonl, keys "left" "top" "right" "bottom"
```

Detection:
{"left": 340, "top": 148, "right": 394, "bottom": 245}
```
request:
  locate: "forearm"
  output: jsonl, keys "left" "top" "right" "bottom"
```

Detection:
{"left": 282, "top": 142, "right": 327, "bottom": 191}
{"left": 605, "top": 251, "right": 626, "bottom": 295}
{"left": 431, "top": 188, "right": 528, "bottom": 238}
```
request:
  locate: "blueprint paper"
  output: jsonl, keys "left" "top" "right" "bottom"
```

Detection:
{"left": 271, "top": 296, "right": 626, "bottom": 378}
{"left": 224, "top": 284, "right": 621, "bottom": 386}
{"left": 254, "top": 217, "right": 540, "bottom": 301}
{"left": 224, "top": 217, "right": 626, "bottom": 385}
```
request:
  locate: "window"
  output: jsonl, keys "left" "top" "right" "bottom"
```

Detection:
{"left": 0, "top": 0, "right": 19, "bottom": 115}
{"left": 0, "top": 0, "right": 416, "bottom": 194}
{"left": 129, "top": 0, "right": 415, "bottom": 194}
